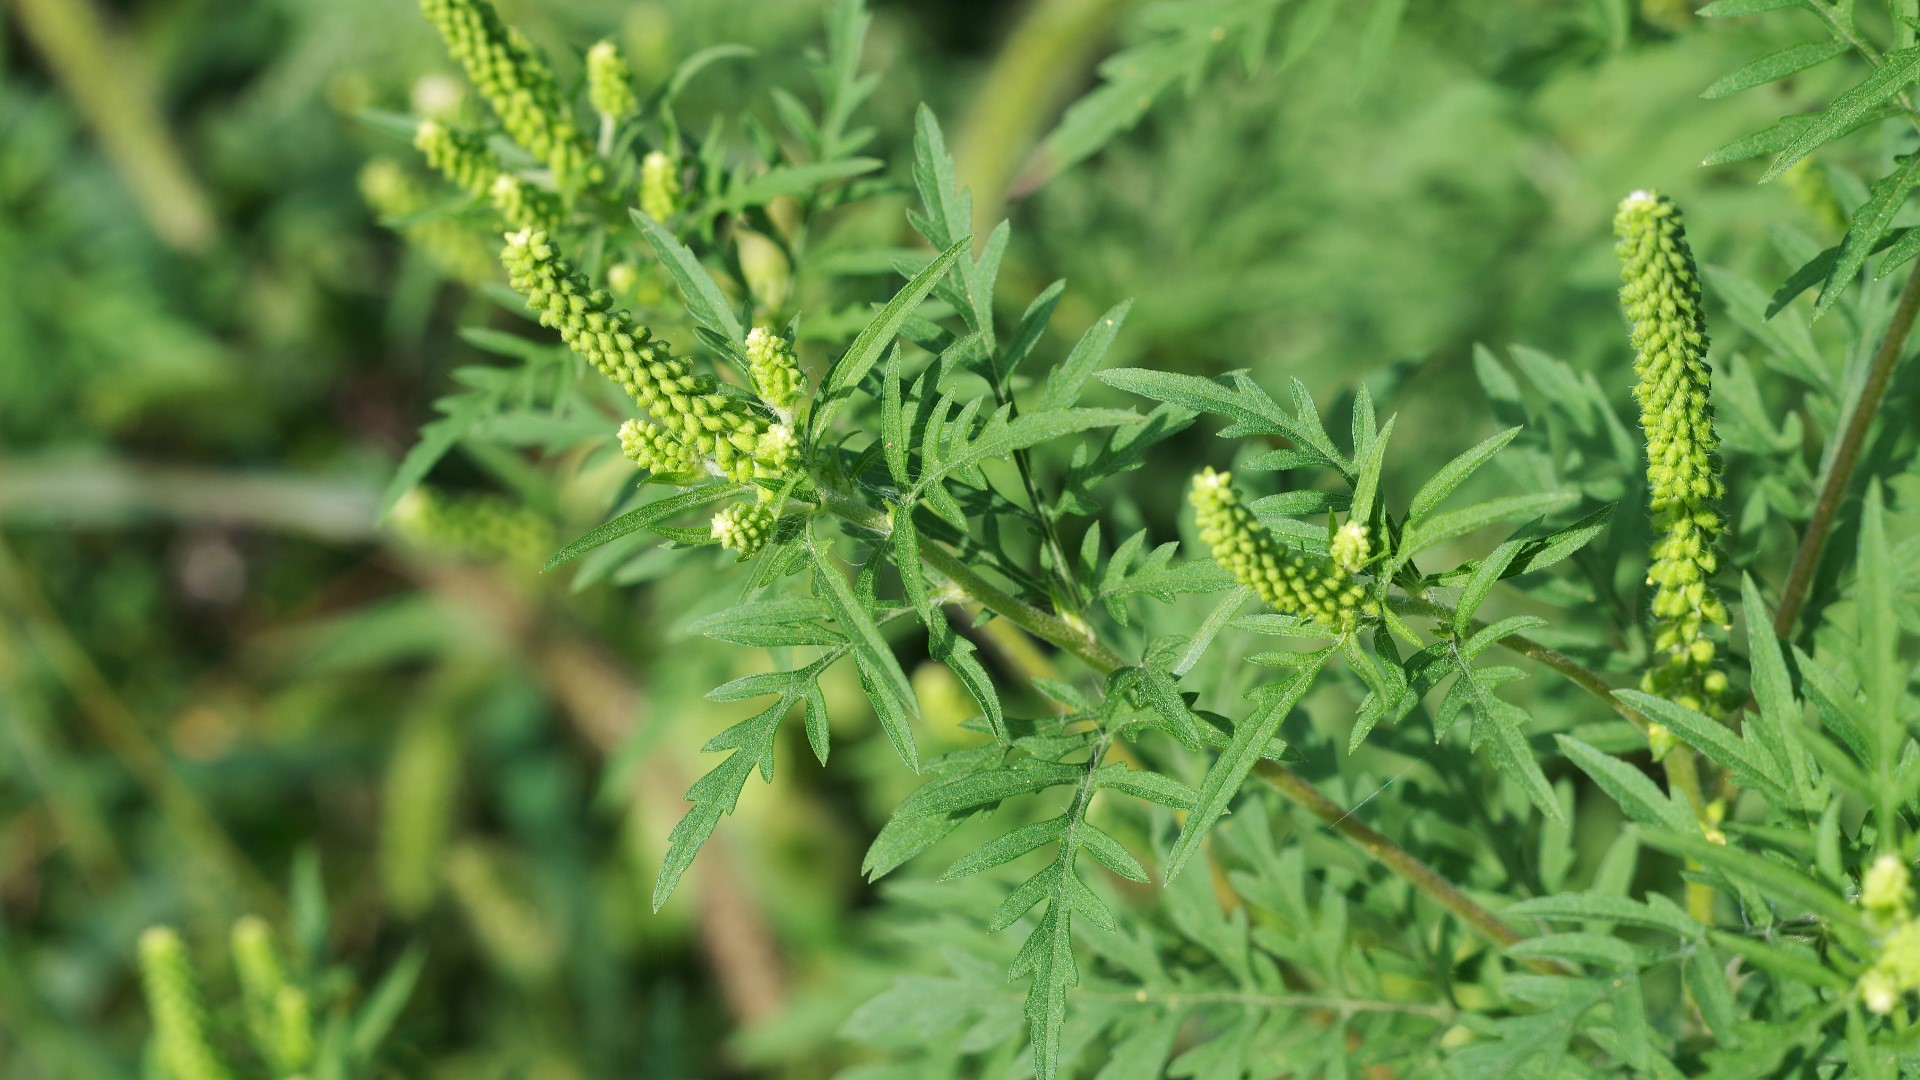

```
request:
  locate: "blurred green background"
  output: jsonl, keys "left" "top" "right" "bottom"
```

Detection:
{"left": 0, "top": 0, "right": 1853, "bottom": 1075}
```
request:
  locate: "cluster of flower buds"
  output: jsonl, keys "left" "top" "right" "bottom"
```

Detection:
{"left": 640, "top": 149, "right": 682, "bottom": 222}
{"left": 711, "top": 500, "right": 778, "bottom": 557}
{"left": 418, "top": 0, "right": 596, "bottom": 188}
{"left": 1859, "top": 855, "right": 1920, "bottom": 1015}
{"left": 414, "top": 120, "right": 563, "bottom": 233}
{"left": 586, "top": 40, "right": 637, "bottom": 126}
{"left": 1191, "top": 468, "right": 1370, "bottom": 631}
{"left": 1614, "top": 190, "right": 1730, "bottom": 715}
{"left": 389, "top": 485, "right": 553, "bottom": 567}
{"left": 502, "top": 230, "right": 797, "bottom": 486}
{"left": 140, "top": 927, "right": 234, "bottom": 1080}
{"left": 745, "top": 326, "right": 805, "bottom": 417}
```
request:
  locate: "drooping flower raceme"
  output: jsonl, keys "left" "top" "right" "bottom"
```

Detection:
{"left": 619, "top": 417, "right": 702, "bottom": 482}
{"left": 414, "top": 120, "right": 562, "bottom": 233}
{"left": 1614, "top": 190, "right": 1730, "bottom": 714}
{"left": 501, "top": 229, "right": 790, "bottom": 483}
{"left": 418, "top": 0, "right": 595, "bottom": 188}
{"left": 1191, "top": 468, "right": 1369, "bottom": 631}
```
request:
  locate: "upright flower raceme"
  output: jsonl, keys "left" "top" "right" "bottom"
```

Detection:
{"left": 501, "top": 229, "right": 795, "bottom": 488}
{"left": 418, "top": 0, "right": 595, "bottom": 188}
{"left": 1614, "top": 190, "right": 1730, "bottom": 715}
{"left": 414, "top": 121, "right": 563, "bottom": 233}
{"left": 640, "top": 149, "right": 682, "bottom": 222}
{"left": 1191, "top": 468, "right": 1369, "bottom": 631}
{"left": 586, "top": 40, "right": 636, "bottom": 126}
{"left": 745, "top": 326, "right": 804, "bottom": 416}
{"left": 139, "top": 927, "right": 234, "bottom": 1080}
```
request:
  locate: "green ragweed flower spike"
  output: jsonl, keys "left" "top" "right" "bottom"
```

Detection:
{"left": 418, "top": 0, "right": 595, "bottom": 188}
{"left": 1330, "top": 521, "right": 1371, "bottom": 575}
{"left": 390, "top": 485, "right": 553, "bottom": 566}
{"left": 1862, "top": 917, "right": 1920, "bottom": 1015}
{"left": 139, "top": 927, "right": 235, "bottom": 1080}
{"left": 1614, "top": 189, "right": 1730, "bottom": 715}
{"left": 231, "top": 916, "right": 313, "bottom": 1076}
{"left": 488, "top": 174, "right": 563, "bottom": 234}
{"left": 415, "top": 119, "right": 498, "bottom": 198}
{"left": 1191, "top": 468, "right": 1369, "bottom": 631}
{"left": 586, "top": 40, "right": 636, "bottom": 126}
{"left": 640, "top": 149, "right": 682, "bottom": 222}
{"left": 360, "top": 158, "right": 497, "bottom": 284}
{"left": 1864, "top": 855, "right": 1915, "bottom": 924}
{"left": 712, "top": 500, "right": 776, "bottom": 557}
{"left": 502, "top": 229, "right": 781, "bottom": 481}
{"left": 745, "top": 326, "right": 804, "bottom": 416}
{"left": 619, "top": 417, "right": 704, "bottom": 481}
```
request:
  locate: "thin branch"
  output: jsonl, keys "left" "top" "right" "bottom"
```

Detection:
{"left": 1774, "top": 261, "right": 1920, "bottom": 637}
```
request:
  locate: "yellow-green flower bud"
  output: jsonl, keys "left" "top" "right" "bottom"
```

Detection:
{"left": 753, "top": 423, "right": 800, "bottom": 476}
{"left": 138, "top": 927, "right": 234, "bottom": 1080}
{"left": 502, "top": 229, "right": 770, "bottom": 481}
{"left": 360, "top": 159, "right": 496, "bottom": 284}
{"left": 389, "top": 486, "right": 553, "bottom": 566}
{"left": 1191, "top": 468, "right": 1369, "bottom": 631}
{"left": 619, "top": 418, "right": 704, "bottom": 481}
{"left": 586, "top": 40, "right": 636, "bottom": 125}
{"left": 640, "top": 149, "right": 681, "bottom": 222}
{"left": 1615, "top": 190, "right": 1729, "bottom": 714}
{"left": 606, "top": 261, "right": 639, "bottom": 300}
{"left": 415, "top": 119, "right": 498, "bottom": 198}
{"left": 417, "top": 0, "right": 596, "bottom": 188}
{"left": 712, "top": 500, "right": 776, "bottom": 556}
{"left": 272, "top": 985, "right": 313, "bottom": 1074}
{"left": 736, "top": 228, "right": 792, "bottom": 312}
{"left": 1863, "top": 919, "right": 1920, "bottom": 1014}
{"left": 1646, "top": 722, "right": 1677, "bottom": 762}
{"left": 1864, "top": 855, "right": 1915, "bottom": 922}
{"left": 1330, "top": 521, "right": 1371, "bottom": 574}
{"left": 230, "top": 917, "right": 310, "bottom": 1074}
{"left": 488, "top": 174, "right": 563, "bottom": 233}
{"left": 744, "top": 326, "right": 804, "bottom": 415}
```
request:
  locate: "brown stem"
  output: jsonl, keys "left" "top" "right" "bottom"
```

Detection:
{"left": 1774, "top": 261, "right": 1920, "bottom": 638}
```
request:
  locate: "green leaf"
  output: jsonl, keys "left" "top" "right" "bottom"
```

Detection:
{"left": 350, "top": 944, "right": 427, "bottom": 1062}
{"left": 813, "top": 237, "right": 971, "bottom": 434}
{"left": 1706, "top": 929, "right": 1850, "bottom": 988}
{"left": 1507, "top": 931, "right": 1643, "bottom": 969}
{"left": 942, "top": 816, "right": 1069, "bottom": 879}
{"left": 1505, "top": 893, "right": 1703, "bottom": 938}
{"left": 1081, "top": 824, "right": 1150, "bottom": 883}
{"left": 1815, "top": 153, "right": 1920, "bottom": 316}
{"left": 631, "top": 208, "right": 744, "bottom": 349}
{"left": 1097, "top": 369, "right": 1350, "bottom": 476}
{"left": 1702, "top": 40, "right": 1848, "bottom": 99}
{"left": 1167, "top": 652, "right": 1331, "bottom": 881}
{"left": 810, "top": 544, "right": 920, "bottom": 769}
{"left": 1094, "top": 763, "right": 1199, "bottom": 809}
{"left": 1761, "top": 47, "right": 1920, "bottom": 182}
{"left": 545, "top": 485, "right": 746, "bottom": 569}
{"left": 1453, "top": 535, "right": 1528, "bottom": 637}
{"left": 1041, "top": 300, "right": 1133, "bottom": 411}
{"left": 1397, "top": 492, "right": 1578, "bottom": 563}
{"left": 916, "top": 406, "right": 1137, "bottom": 493}
{"left": 1557, "top": 736, "right": 1696, "bottom": 833}
{"left": 1348, "top": 415, "right": 1395, "bottom": 528}
{"left": 1616, "top": 690, "right": 1791, "bottom": 802}
{"left": 1740, "top": 575, "right": 1811, "bottom": 803}
{"left": 1406, "top": 426, "right": 1522, "bottom": 524}
{"left": 716, "top": 157, "right": 883, "bottom": 214}
{"left": 1643, "top": 831, "right": 1865, "bottom": 929}
{"left": 1699, "top": 0, "right": 1805, "bottom": 14}
{"left": 919, "top": 760, "right": 1083, "bottom": 814}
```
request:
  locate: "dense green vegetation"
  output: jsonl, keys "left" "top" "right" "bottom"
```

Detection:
{"left": 3, "top": 0, "right": 1919, "bottom": 1076}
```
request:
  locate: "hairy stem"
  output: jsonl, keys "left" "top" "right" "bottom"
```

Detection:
{"left": 1774, "top": 261, "right": 1920, "bottom": 638}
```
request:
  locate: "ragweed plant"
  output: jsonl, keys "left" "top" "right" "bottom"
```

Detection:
{"left": 329, "top": 0, "right": 1920, "bottom": 1076}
